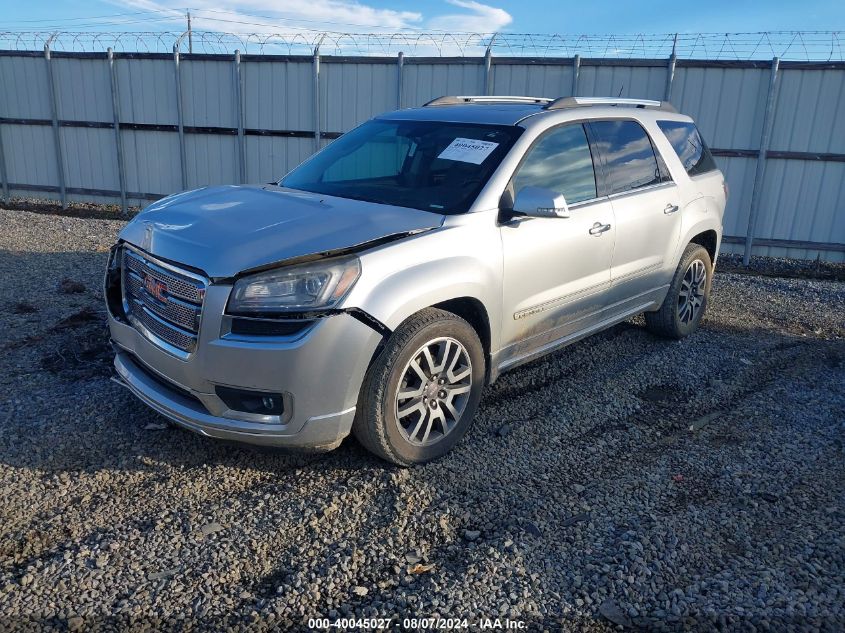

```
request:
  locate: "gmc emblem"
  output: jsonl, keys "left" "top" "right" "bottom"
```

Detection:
{"left": 144, "top": 275, "right": 168, "bottom": 303}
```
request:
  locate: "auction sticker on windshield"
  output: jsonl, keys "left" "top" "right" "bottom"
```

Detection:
{"left": 437, "top": 138, "right": 499, "bottom": 164}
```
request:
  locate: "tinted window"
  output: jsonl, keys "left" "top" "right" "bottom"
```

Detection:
{"left": 657, "top": 120, "right": 718, "bottom": 176}
{"left": 589, "top": 120, "right": 663, "bottom": 194}
{"left": 282, "top": 120, "right": 521, "bottom": 214}
{"left": 513, "top": 124, "right": 597, "bottom": 204}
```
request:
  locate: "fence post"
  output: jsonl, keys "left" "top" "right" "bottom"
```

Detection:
{"left": 0, "top": 119, "right": 8, "bottom": 204}
{"left": 234, "top": 50, "right": 246, "bottom": 184}
{"left": 744, "top": 56, "right": 780, "bottom": 266}
{"left": 107, "top": 48, "right": 128, "bottom": 215}
{"left": 572, "top": 54, "right": 580, "bottom": 96}
{"left": 396, "top": 51, "right": 404, "bottom": 109}
{"left": 483, "top": 37, "right": 495, "bottom": 96}
{"left": 173, "top": 46, "right": 188, "bottom": 190}
{"left": 665, "top": 34, "right": 678, "bottom": 102}
{"left": 313, "top": 38, "right": 324, "bottom": 153}
{"left": 44, "top": 40, "right": 67, "bottom": 209}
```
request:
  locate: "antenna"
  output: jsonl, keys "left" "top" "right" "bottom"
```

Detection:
{"left": 617, "top": 85, "right": 624, "bottom": 97}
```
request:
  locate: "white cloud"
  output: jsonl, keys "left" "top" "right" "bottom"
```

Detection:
{"left": 112, "top": 0, "right": 421, "bottom": 31}
{"left": 108, "top": 0, "right": 511, "bottom": 54}
{"left": 427, "top": 0, "right": 513, "bottom": 32}
{"left": 113, "top": 0, "right": 510, "bottom": 34}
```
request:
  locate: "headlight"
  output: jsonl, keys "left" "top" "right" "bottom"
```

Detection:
{"left": 227, "top": 256, "right": 361, "bottom": 315}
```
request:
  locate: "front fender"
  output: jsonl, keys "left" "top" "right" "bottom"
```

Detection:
{"left": 341, "top": 221, "right": 503, "bottom": 349}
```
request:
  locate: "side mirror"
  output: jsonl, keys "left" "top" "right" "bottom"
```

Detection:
{"left": 512, "top": 186, "right": 570, "bottom": 218}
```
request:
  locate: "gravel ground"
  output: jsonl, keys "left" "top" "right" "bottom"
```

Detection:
{"left": 0, "top": 208, "right": 843, "bottom": 632}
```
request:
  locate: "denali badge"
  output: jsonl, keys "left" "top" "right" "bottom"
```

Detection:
{"left": 144, "top": 274, "right": 168, "bottom": 303}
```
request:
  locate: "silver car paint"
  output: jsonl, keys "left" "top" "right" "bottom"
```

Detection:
{"left": 108, "top": 102, "right": 725, "bottom": 448}
{"left": 120, "top": 184, "right": 444, "bottom": 279}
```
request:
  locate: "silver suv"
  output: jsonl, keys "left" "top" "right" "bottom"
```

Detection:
{"left": 106, "top": 96, "right": 727, "bottom": 465}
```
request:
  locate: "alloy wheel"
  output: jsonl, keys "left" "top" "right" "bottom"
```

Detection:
{"left": 678, "top": 259, "right": 707, "bottom": 325}
{"left": 394, "top": 337, "right": 473, "bottom": 446}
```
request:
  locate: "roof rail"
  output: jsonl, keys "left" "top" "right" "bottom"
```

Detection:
{"left": 424, "top": 95, "right": 553, "bottom": 107}
{"left": 545, "top": 97, "right": 677, "bottom": 112}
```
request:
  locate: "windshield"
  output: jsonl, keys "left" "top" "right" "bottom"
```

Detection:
{"left": 281, "top": 119, "right": 522, "bottom": 214}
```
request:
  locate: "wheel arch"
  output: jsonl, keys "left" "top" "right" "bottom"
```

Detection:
{"left": 689, "top": 228, "right": 719, "bottom": 264}
{"left": 433, "top": 297, "right": 493, "bottom": 383}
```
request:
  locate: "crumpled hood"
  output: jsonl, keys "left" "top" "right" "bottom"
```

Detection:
{"left": 119, "top": 185, "right": 444, "bottom": 278}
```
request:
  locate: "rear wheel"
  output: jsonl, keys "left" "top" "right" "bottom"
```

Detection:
{"left": 645, "top": 243, "right": 712, "bottom": 339}
{"left": 352, "top": 308, "right": 485, "bottom": 466}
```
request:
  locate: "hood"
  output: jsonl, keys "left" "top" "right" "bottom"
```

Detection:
{"left": 119, "top": 185, "right": 444, "bottom": 278}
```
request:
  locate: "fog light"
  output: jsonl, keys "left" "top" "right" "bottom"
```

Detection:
{"left": 216, "top": 386, "right": 285, "bottom": 417}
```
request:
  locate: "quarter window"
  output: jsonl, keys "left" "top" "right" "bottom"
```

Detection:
{"left": 589, "top": 120, "right": 663, "bottom": 195}
{"left": 512, "top": 124, "right": 597, "bottom": 205}
{"left": 657, "top": 120, "right": 718, "bottom": 176}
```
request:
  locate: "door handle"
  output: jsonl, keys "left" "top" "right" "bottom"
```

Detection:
{"left": 589, "top": 222, "right": 612, "bottom": 236}
{"left": 664, "top": 204, "right": 679, "bottom": 214}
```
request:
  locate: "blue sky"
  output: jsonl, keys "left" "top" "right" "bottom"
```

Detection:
{"left": 2, "top": 0, "right": 842, "bottom": 34}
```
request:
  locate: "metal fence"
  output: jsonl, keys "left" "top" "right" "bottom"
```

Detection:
{"left": 0, "top": 41, "right": 843, "bottom": 262}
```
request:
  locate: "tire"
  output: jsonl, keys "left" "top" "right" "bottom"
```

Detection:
{"left": 645, "top": 243, "right": 713, "bottom": 339}
{"left": 352, "top": 307, "right": 485, "bottom": 466}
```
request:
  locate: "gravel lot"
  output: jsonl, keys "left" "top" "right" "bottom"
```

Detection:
{"left": 0, "top": 208, "right": 843, "bottom": 632}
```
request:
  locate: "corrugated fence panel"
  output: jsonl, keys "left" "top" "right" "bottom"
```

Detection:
{"left": 751, "top": 67, "right": 845, "bottom": 261}
{"left": 577, "top": 64, "right": 666, "bottom": 100}
{"left": 186, "top": 134, "right": 238, "bottom": 187}
{"left": 60, "top": 127, "right": 118, "bottom": 190}
{"left": 0, "top": 52, "right": 841, "bottom": 260}
{"left": 3, "top": 124, "right": 58, "bottom": 187}
{"left": 754, "top": 159, "right": 845, "bottom": 261}
{"left": 770, "top": 68, "right": 845, "bottom": 154}
{"left": 671, "top": 67, "right": 767, "bottom": 151}
{"left": 181, "top": 59, "right": 236, "bottom": 127}
{"left": 241, "top": 60, "right": 313, "bottom": 132}
{"left": 53, "top": 57, "right": 112, "bottom": 122}
{"left": 491, "top": 63, "right": 575, "bottom": 98}
{"left": 245, "top": 136, "right": 313, "bottom": 183}
{"left": 717, "top": 155, "right": 758, "bottom": 239}
{"left": 0, "top": 56, "right": 51, "bottom": 119}
{"left": 116, "top": 58, "right": 177, "bottom": 125}
{"left": 240, "top": 60, "right": 313, "bottom": 183}
{"left": 401, "top": 62, "right": 484, "bottom": 108}
{"left": 122, "top": 129, "right": 181, "bottom": 195}
{"left": 321, "top": 60, "right": 397, "bottom": 133}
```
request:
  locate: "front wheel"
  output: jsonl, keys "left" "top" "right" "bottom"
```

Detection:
{"left": 352, "top": 308, "right": 485, "bottom": 466}
{"left": 645, "top": 243, "right": 713, "bottom": 339}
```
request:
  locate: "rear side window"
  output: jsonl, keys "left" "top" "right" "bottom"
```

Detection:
{"left": 513, "top": 124, "right": 597, "bottom": 204}
{"left": 589, "top": 120, "right": 664, "bottom": 194}
{"left": 657, "top": 120, "right": 718, "bottom": 176}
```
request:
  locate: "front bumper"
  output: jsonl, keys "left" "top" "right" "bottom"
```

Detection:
{"left": 108, "top": 281, "right": 383, "bottom": 448}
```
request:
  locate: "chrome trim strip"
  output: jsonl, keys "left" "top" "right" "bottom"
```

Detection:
{"left": 501, "top": 284, "right": 668, "bottom": 366}
{"left": 500, "top": 301, "right": 654, "bottom": 372}
{"left": 611, "top": 261, "right": 663, "bottom": 283}
{"left": 606, "top": 181, "right": 676, "bottom": 202}
{"left": 514, "top": 280, "right": 610, "bottom": 320}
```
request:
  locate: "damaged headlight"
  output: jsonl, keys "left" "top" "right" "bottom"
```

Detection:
{"left": 227, "top": 256, "right": 361, "bottom": 315}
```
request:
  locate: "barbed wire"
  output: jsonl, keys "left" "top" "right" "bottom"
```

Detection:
{"left": 0, "top": 30, "right": 842, "bottom": 60}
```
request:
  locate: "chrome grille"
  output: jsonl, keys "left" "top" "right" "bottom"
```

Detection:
{"left": 121, "top": 247, "right": 207, "bottom": 355}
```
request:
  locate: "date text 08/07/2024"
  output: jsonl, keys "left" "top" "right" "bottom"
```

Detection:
{"left": 307, "top": 617, "right": 527, "bottom": 630}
